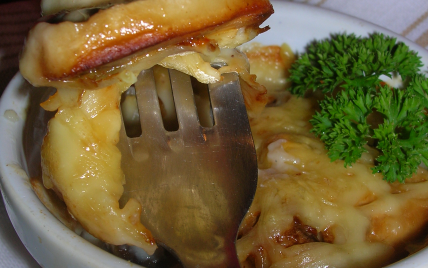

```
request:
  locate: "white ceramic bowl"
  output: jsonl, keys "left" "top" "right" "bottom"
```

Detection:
{"left": 2, "top": 1, "right": 428, "bottom": 267}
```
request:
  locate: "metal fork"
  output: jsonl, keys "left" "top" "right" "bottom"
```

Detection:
{"left": 118, "top": 68, "right": 258, "bottom": 268}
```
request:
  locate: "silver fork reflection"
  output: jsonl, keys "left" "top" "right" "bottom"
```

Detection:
{"left": 118, "top": 68, "right": 258, "bottom": 268}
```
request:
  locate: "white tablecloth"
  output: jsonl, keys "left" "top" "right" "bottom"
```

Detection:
{"left": 1, "top": 0, "right": 428, "bottom": 267}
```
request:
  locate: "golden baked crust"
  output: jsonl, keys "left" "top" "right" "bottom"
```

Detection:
{"left": 20, "top": 0, "right": 273, "bottom": 89}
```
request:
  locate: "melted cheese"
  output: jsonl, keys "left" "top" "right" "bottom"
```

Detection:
{"left": 20, "top": 0, "right": 273, "bottom": 90}
{"left": 40, "top": 70, "right": 157, "bottom": 253}
{"left": 235, "top": 44, "right": 428, "bottom": 268}
{"left": 240, "top": 42, "right": 295, "bottom": 104}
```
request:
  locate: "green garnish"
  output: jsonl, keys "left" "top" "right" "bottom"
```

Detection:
{"left": 289, "top": 33, "right": 428, "bottom": 183}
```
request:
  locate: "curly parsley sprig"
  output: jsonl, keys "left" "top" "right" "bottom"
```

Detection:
{"left": 289, "top": 33, "right": 428, "bottom": 183}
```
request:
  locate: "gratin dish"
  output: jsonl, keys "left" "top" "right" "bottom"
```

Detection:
{"left": 2, "top": 1, "right": 428, "bottom": 267}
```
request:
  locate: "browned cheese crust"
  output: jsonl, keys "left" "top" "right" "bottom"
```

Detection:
{"left": 20, "top": 0, "right": 273, "bottom": 88}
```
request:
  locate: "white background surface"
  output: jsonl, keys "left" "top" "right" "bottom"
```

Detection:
{"left": 1, "top": 0, "right": 428, "bottom": 267}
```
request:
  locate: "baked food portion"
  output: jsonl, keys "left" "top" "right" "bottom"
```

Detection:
{"left": 21, "top": 0, "right": 273, "bottom": 257}
{"left": 20, "top": 0, "right": 273, "bottom": 90}
{"left": 40, "top": 74, "right": 158, "bottom": 253}
{"left": 236, "top": 44, "right": 428, "bottom": 268}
